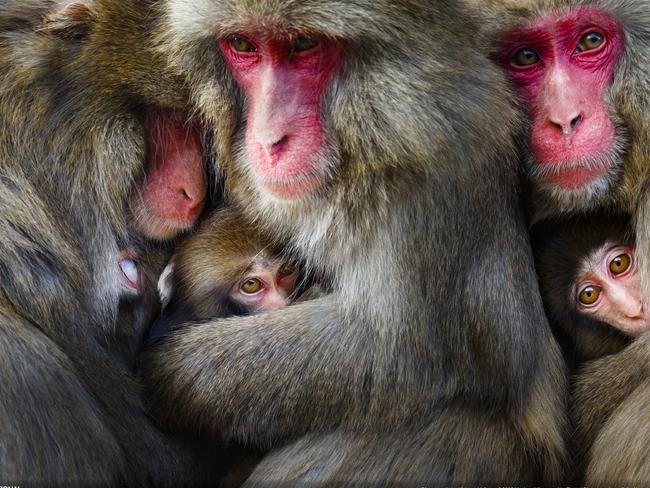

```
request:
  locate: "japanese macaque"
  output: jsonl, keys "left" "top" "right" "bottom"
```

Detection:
{"left": 484, "top": 0, "right": 650, "bottom": 292}
{"left": 141, "top": 0, "right": 567, "bottom": 484}
{"left": 153, "top": 208, "right": 301, "bottom": 338}
{"left": 534, "top": 215, "right": 650, "bottom": 483}
{"left": 479, "top": 1, "right": 650, "bottom": 482}
{"left": 0, "top": 0, "right": 215, "bottom": 485}
{"left": 533, "top": 215, "right": 643, "bottom": 363}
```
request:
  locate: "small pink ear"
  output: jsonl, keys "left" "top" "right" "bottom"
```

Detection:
{"left": 41, "top": 1, "right": 97, "bottom": 39}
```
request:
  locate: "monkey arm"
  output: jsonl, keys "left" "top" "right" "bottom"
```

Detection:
{"left": 0, "top": 310, "right": 127, "bottom": 482}
{"left": 571, "top": 332, "right": 650, "bottom": 460}
{"left": 142, "top": 293, "right": 373, "bottom": 444}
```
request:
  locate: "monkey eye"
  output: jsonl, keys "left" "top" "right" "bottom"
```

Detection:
{"left": 229, "top": 37, "right": 257, "bottom": 53}
{"left": 578, "top": 285, "right": 601, "bottom": 306}
{"left": 292, "top": 37, "right": 319, "bottom": 52}
{"left": 278, "top": 262, "right": 297, "bottom": 277}
{"left": 576, "top": 31, "right": 605, "bottom": 53}
{"left": 511, "top": 47, "right": 540, "bottom": 67}
{"left": 610, "top": 253, "right": 632, "bottom": 275}
{"left": 241, "top": 277, "right": 263, "bottom": 294}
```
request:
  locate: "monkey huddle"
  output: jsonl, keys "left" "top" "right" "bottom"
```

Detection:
{"left": 3, "top": 0, "right": 650, "bottom": 485}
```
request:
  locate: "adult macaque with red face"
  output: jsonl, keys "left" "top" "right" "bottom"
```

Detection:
{"left": 495, "top": 4, "right": 627, "bottom": 216}
{"left": 489, "top": 1, "right": 650, "bottom": 291}
{"left": 141, "top": 0, "right": 568, "bottom": 484}
{"left": 0, "top": 0, "right": 214, "bottom": 485}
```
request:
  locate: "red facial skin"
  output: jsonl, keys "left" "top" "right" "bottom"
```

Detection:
{"left": 133, "top": 109, "right": 207, "bottom": 240}
{"left": 219, "top": 36, "right": 342, "bottom": 200}
{"left": 574, "top": 245, "right": 649, "bottom": 337}
{"left": 500, "top": 8, "right": 623, "bottom": 190}
{"left": 231, "top": 262, "right": 298, "bottom": 313}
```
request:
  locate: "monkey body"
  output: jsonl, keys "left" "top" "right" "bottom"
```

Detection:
{"left": 482, "top": 1, "right": 650, "bottom": 483}
{"left": 142, "top": 0, "right": 567, "bottom": 483}
{"left": 0, "top": 1, "right": 213, "bottom": 485}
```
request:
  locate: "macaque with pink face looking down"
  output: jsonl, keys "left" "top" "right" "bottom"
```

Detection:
{"left": 534, "top": 214, "right": 648, "bottom": 363}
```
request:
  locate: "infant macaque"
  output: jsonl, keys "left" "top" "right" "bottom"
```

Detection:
{"left": 534, "top": 214, "right": 648, "bottom": 362}
{"left": 153, "top": 207, "right": 300, "bottom": 339}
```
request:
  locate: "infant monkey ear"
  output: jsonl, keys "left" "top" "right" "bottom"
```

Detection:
{"left": 40, "top": 1, "right": 98, "bottom": 40}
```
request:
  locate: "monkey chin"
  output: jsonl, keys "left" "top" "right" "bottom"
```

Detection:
{"left": 130, "top": 198, "right": 202, "bottom": 241}
{"left": 528, "top": 152, "right": 624, "bottom": 217}
{"left": 260, "top": 173, "right": 325, "bottom": 200}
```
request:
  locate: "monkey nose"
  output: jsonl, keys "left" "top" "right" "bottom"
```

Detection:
{"left": 172, "top": 179, "right": 206, "bottom": 215}
{"left": 260, "top": 135, "right": 290, "bottom": 165}
{"left": 549, "top": 112, "right": 582, "bottom": 136}
{"left": 624, "top": 301, "right": 646, "bottom": 320}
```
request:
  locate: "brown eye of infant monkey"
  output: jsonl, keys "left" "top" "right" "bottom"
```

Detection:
{"left": 232, "top": 260, "right": 299, "bottom": 313}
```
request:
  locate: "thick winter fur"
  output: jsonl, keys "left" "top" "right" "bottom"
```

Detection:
{"left": 478, "top": 1, "right": 650, "bottom": 483}
{"left": 572, "top": 333, "right": 650, "bottom": 483}
{"left": 140, "top": 0, "right": 568, "bottom": 483}
{"left": 0, "top": 1, "right": 213, "bottom": 485}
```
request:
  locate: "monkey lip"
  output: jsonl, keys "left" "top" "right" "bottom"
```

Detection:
{"left": 261, "top": 172, "right": 324, "bottom": 200}
{"left": 544, "top": 165, "right": 609, "bottom": 190}
{"left": 535, "top": 158, "right": 612, "bottom": 190}
{"left": 133, "top": 194, "right": 205, "bottom": 241}
{"left": 619, "top": 317, "right": 650, "bottom": 337}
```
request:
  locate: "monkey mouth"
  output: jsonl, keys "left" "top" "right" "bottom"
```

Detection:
{"left": 540, "top": 164, "right": 610, "bottom": 190}
{"left": 260, "top": 172, "right": 325, "bottom": 200}
{"left": 529, "top": 151, "right": 620, "bottom": 191}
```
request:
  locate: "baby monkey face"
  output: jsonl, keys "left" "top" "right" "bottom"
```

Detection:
{"left": 574, "top": 244, "right": 649, "bottom": 336}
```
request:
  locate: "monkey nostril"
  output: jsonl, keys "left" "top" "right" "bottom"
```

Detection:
{"left": 548, "top": 113, "right": 582, "bottom": 135}
{"left": 271, "top": 135, "right": 289, "bottom": 153}
{"left": 570, "top": 114, "right": 582, "bottom": 130}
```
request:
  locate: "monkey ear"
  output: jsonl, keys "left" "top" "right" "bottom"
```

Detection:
{"left": 41, "top": 1, "right": 97, "bottom": 40}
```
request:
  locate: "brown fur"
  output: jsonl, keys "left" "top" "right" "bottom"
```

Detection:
{"left": 478, "top": 1, "right": 650, "bottom": 483}
{"left": 0, "top": 0, "right": 214, "bottom": 484}
{"left": 141, "top": 0, "right": 568, "bottom": 483}
{"left": 153, "top": 206, "right": 287, "bottom": 330}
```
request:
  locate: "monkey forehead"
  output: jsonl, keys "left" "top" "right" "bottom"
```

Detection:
{"left": 499, "top": 5, "right": 621, "bottom": 42}
{"left": 164, "top": 0, "right": 415, "bottom": 42}
{"left": 578, "top": 241, "right": 630, "bottom": 276}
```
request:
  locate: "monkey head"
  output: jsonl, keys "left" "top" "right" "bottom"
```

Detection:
{"left": 533, "top": 213, "right": 642, "bottom": 361}
{"left": 491, "top": 1, "right": 650, "bottom": 217}
{"left": 572, "top": 241, "right": 648, "bottom": 337}
{"left": 38, "top": 1, "right": 209, "bottom": 243}
{"left": 149, "top": 207, "right": 298, "bottom": 344}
